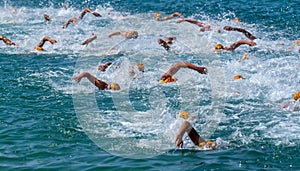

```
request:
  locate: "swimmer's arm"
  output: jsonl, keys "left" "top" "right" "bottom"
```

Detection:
{"left": 225, "top": 40, "right": 257, "bottom": 51}
{"left": 81, "top": 33, "right": 97, "bottom": 45}
{"left": 0, "top": 36, "right": 18, "bottom": 46}
{"left": 62, "top": 17, "right": 78, "bottom": 28}
{"left": 161, "top": 12, "right": 183, "bottom": 21}
{"left": 223, "top": 26, "right": 256, "bottom": 40}
{"left": 183, "top": 62, "right": 207, "bottom": 74}
{"left": 108, "top": 31, "right": 127, "bottom": 38}
{"left": 177, "top": 18, "right": 205, "bottom": 27}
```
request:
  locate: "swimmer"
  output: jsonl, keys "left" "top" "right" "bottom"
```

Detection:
{"left": 72, "top": 72, "right": 120, "bottom": 90}
{"left": 78, "top": 7, "right": 101, "bottom": 19}
{"left": 44, "top": 14, "right": 51, "bottom": 22}
{"left": 282, "top": 92, "right": 300, "bottom": 111}
{"left": 223, "top": 26, "right": 256, "bottom": 40}
{"left": 98, "top": 62, "right": 112, "bottom": 71}
{"left": 129, "top": 62, "right": 145, "bottom": 77}
{"left": 158, "top": 37, "right": 176, "bottom": 51}
{"left": 0, "top": 35, "right": 18, "bottom": 46}
{"left": 176, "top": 18, "right": 211, "bottom": 32}
{"left": 160, "top": 61, "right": 207, "bottom": 83}
{"left": 287, "top": 40, "right": 300, "bottom": 51}
{"left": 34, "top": 36, "right": 57, "bottom": 51}
{"left": 62, "top": 17, "right": 78, "bottom": 28}
{"left": 215, "top": 40, "right": 257, "bottom": 51}
{"left": 175, "top": 119, "right": 216, "bottom": 150}
{"left": 108, "top": 30, "right": 139, "bottom": 39}
{"left": 154, "top": 12, "right": 184, "bottom": 21}
{"left": 62, "top": 3, "right": 67, "bottom": 9}
{"left": 81, "top": 33, "right": 97, "bottom": 45}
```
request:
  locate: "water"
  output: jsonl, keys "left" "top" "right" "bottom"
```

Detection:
{"left": 0, "top": 0, "right": 299, "bottom": 170}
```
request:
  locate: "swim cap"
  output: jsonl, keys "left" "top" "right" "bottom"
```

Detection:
{"left": 215, "top": 43, "right": 224, "bottom": 51}
{"left": 234, "top": 75, "right": 244, "bottom": 80}
{"left": 234, "top": 17, "right": 242, "bottom": 22}
{"left": 199, "top": 141, "right": 216, "bottom": 149}
{"left": 109, "top": 83, "right": 120, "bottom": 90}
{"left": 293, "top": 92, "right": 300, "bottom": 101}
{"left": 154, "top": 12, "right": 161, "bottom": 19}
{"left": 35, "top": 46, "right": 44, "bottom": 51}
{"left": 126, "top": 30, "right": 138, "bottom": 39}
{"left": 159, "top": 77, "right": 177, "bottom": 83}
{"left": 136, "top": 62, "right": 144, "bottom": 72}
{"left": 179, "top": 111, "right": 190, "bottom": 120}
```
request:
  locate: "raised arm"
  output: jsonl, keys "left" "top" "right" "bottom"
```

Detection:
{"left": 175, "top": 120, "right": 205, "bottom": 147}
{"left": 78, "top": 7, "right": 101, "bottom": 19}
{"left": 160, "top": 61, "right": 207, "bottom": 81}
{"left": 35, "top": 36, "right": 57, "bottom": 51}
{"left": 81, "top": 33, "right": 97, "bottom": 45}
{"left": 157, "top": 12, "right": 183, "bottom": 21}
{"left": 224, "top": 40, "right": 256, "bottom": 51}
{"left": 108, "top": 31, "right": 127, "bottom": 38}
{"left": 223, "top": 26, "right": 256, "bottom": 40}
{"left": 72, "top": 72, "right": 108, "bottom": 90}
{"left": 0, "top": 35, "right": 18, "bottom": 46}
{"left": 177, "top": 18, "right": 211, "bottom": 32}
{"left": 62, "top": 17, "right": 78, "bottom": 28}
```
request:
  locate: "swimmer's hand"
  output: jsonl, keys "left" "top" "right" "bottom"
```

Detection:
{"left": 196, "top": 66, "right": 207, "bottom": 74}
{"left": 175, "top": 135, "right": 183, "bottom": 148}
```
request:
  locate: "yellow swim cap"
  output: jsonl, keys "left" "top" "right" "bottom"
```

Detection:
{"left": 127, "top": 30, "right": 138, "bottom": 39}
{"left": 35, "top": 46, "right": 44, "bottom": 51}
{"left": 234, "top": 75, "right": 244, "bottom": 80}
{"left": 159, "top": 77, "right": 177, "bottom": 83}
{"left": 179, "top": 111, "right": 190, "bottom": 120}
{"left": 109, "top": 83, "right": 120, "bottom": 90}
{"left": 215, "top": 43, "right": 224, "bottom": 51}
{"left": 293, "top": 92, "right": 300, "bottom": 101}
{"left": 136, "top": 62, "right": 144, "bottom": 72}
{"left": 154, "top": 12, "right": 161, "bottom": 19}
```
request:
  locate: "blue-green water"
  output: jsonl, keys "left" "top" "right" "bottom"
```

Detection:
{"left": 1, "top": 0, "right": 300, "bottom": 170}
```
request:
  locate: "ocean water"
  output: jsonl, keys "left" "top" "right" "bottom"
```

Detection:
{"left": 1, "top": 0, "right": 300, "bottom": 170}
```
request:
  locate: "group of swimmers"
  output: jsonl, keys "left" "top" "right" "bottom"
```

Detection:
{"left": 1, "top": 7, "right": 300, "bottom": 150}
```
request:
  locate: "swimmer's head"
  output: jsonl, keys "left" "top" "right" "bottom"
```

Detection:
{"left": 234, "top": 75, "right": 244, "bottom": 80}
{"left": 126, "top": 30, "right": 138, "bottom": 39}
{"left": 234, "top": 17, "right": 242, "bottom": 22}
{"left": 215, "top": 43, "right": 224, "bottom": 51}
{"left": 179, "top": 111, "right": 190, "bottom": 120}
{"left": 154, "top": 12, "right": 161, "bottom": 19}
{"left": 109, "top": 83, "right": 120, "bottom": 90}
{"left": 136, "top": 62, "right": 144, "bottom": 72}
{"left": 293, "top": 92, "right": 300, "bottom": 101}
{"left": 35, "top": 46, "right": 44, "bottom": 51}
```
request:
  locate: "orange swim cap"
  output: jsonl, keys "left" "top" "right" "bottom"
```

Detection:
{"left": 178, "top": 111, "right": 190, "bottom": 120}
{"left": 215, "top": 43, "right": 224, "bottom": 51}
{"left": 234, "top": 17, "right": 242, "bottom": 22}
{"left": 234, "top": 75, "right": 244, "bottom": 80}
{"left": 293, "top": 92, "right": 300, "bottom": 101}
{"left": 35, "top": 46, "right": 44, "bottom": 51}
{"left": 159, "top": 77, "right": 177, "bottom": 83}
{"left": 199, "top": 141, "right": 216, "bottom": 149}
